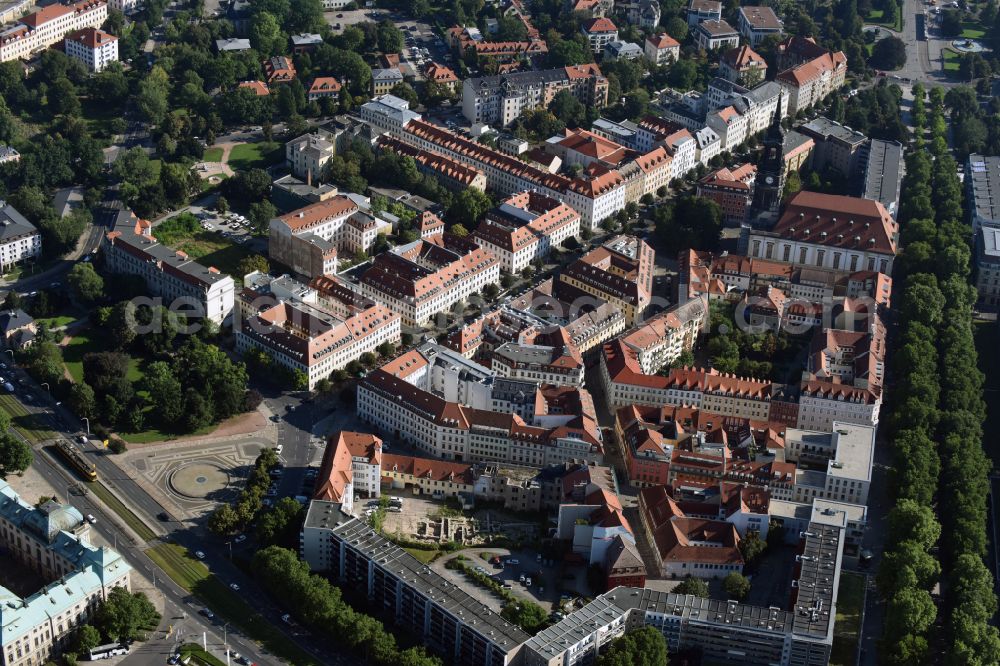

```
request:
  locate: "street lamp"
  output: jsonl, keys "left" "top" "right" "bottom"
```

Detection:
{"left": 4, "top": 349, "right": 13, "bottom": 360}
{"left": 81, "top": 417, "right": 90, "bottom": 435}
{"left": 41, "top": 382, "right": 49, "bottom": 392}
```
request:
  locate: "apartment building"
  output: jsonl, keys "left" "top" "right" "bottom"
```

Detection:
{"left": 796, "top": 379, "right": 880, "bottom": 431}
{"left": 556, "top": 235, "right": 654, "bottom": 326}
{"left": 0, "top": 0, "right": 107, "bottom": 63}
{"left": 312, "top": 431, "right": 382, "bottom": 515}
{"left": 644, "top": 32, "right": 679, "bottom": 65}
{"left": 63, "top": 27, "right": 117, "bottom": 72}
{"left": 377, "top": 136, "right": 488, "bottom": 192}
{"left": 0, "top": 482, "right": 132, "bottom": 666}
{"left": 447, "top": 23, "right": 548, "bottom": 64}
{"left": 737, "top": 5, "right": 783, "bottom": 46}
{"left": 580, "top": 17, "right": 618, "bottom": 53}
{"left": 473, "top": 191, "right": 580, "bottom": 273}
{"left": 806, "top": 323, "right": 885, "bottom": 391}
{"left": 693, "top": 19, "right": 739, "bottom": 51}
{"left": 686, "top": 0, "right": 721, "bottom": 26}
{"left": 697, "top": 163, "right": 756, "bottom": 225}
{"left": 301, "top": 514, "right": 529, "bottom": 666}
{"left": 719, "top": 44, "right": 768, "bottom": 84}
{"left": 747, "top": 191, "right": 898, "bottom": 275}
{"left": 359, "top": 94, "right": 422, "bottom": 138}
{"left": 372, "top": 67, "right": 403, "bottom": 95}
{"left": 976, "top": 225, "right": 1000, "bottom": 310}
{"left": 461, "top": 65, "right": 609, "bottom": 127}
{"left": 0, "top": 202, "right": 41, "bottom": 273}
{"left": 492, "top": 340, "right": 585, "bottom": 387}
{"left": 263, "top": 55, "right": 296, "bottom": 84}
{"left": 523, "top": 510, "right": 845, "bottom": 666}
{"left": 359, "top": 234, "right": 499, "bottom": 326}
{"left": 966, "top": 153, "right": 1000, "bottom": 234}
{"left": 285, "top": 132, "right": 335, "bottom": 182}
{"left": 103, "top": 212, "right": 234, "bottom": 325}
{"left": 424, "top": 62, "right": 459, "bottom": 92}
{"left": 783, "top": 423, "right": 874, "bottom": 506}
{"left": 617, "top": 296, "right": 708, "bottom": 374}
{"left": 234, "top": 273, "right": 400, "bottom": 389}
{"left": 776, "top": 42, "right": 847, "bottom": 115}
{"left": 269, "top": 196, "right": 391, "bottom": 278}
{"left": 796, "top": 117, "right": 867, "bottom": 176}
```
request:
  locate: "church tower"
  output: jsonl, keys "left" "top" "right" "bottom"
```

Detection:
{"left": 750, "top": 100, "right": 786, "bottom": 224}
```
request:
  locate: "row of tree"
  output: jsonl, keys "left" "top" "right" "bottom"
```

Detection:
{"left": 208, "top": 447, "right": 284, "bottom": 536}
{"left": 253, "top": 546, "right": 443, "bottom": 666}
{"left": 878, "top": 82, "right": 1000, "bottom": 663}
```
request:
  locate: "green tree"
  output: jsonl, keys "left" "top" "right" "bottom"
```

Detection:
{"left": 141, "top": 361, "right": 184, "bottom": 427}
{"left": 208, "top": 503, "right": 241, "bottom": 535}
{"left": 738, "top": 530, "right": 767, "bottom": 566}
{"left": 74, "top": 625, "right": 101, "bottom": 656}
{"left": 0, "top": 427, "right": 32, "bottom": 478}
{"left": 68, "top": 382, "right": 97, "bottom": 421}
{"left": 67, "top": 263, "right": 105, "bottom": 304}
{"left": 448, "top": 189, "right": 492, "bottom": 228}
{"left": 137, "top": 66, "right": 170, "bottom": 125}
{"left": 673, "top": 577, "right": 709, "bottom": 597}
{"left": 93, "top": 588, "right": 159, "bottom": 643}
{"left": 549, "top": 89, "right": 586, "bottom": 128}
{"left": 722, "top": 572, "right": 751, "bottom": 600}
{"left": 250, "top": 11, "right": 286, "bottom": 57}
{"left": 236, "top": 254, "right": 270, "bottom": 277}
{"left": 500, "top": 600, "right": 547, "bottom": 632}
{"left": 870, "top": 36, "right": 906, "bottom": 70}
{"left": 256, "top": 496, "right": 305, "bottom": 547}
{"left": 596, "top": 626, "right": 668, "bottom": 666}
{"left": 376, "top": 20, "right": 404, "bottom": 54}
{"left": 249, "top": 200, "right": 277, "bottom": 235}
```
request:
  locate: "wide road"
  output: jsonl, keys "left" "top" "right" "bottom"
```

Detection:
{"left": 5, "top": 362, "right": 342, "bottom": 665}
{"left": 880, "top": 0, "right": 960, "bottom": 87}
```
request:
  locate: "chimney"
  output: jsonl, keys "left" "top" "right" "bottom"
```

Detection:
{"left": 307, "top": 167, "right": 312, "bottom": 187}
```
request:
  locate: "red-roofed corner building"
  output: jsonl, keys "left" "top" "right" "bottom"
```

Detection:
{"left": 424, "top": 62, "right": 459, "bottom": 93}
{"left": 747, "top": 191, "right": 898, "bottom": 275}
{"left": 1, "top": 0, "right": 107, "bottom": 62}
{"left": 473, "top": 190, "right": 581, "bottom": 273}
{"left": 557, "top": 234, "right": 654, "bottom": 325}
{"left": 313, "top": 431, "right": 384, "bottom": 515}
{"left": 581, "top": 17, "right": 618, "bottom": 53}
{"left": 307, "top": 76, "right": 341, "bottom": 102}
{"left": 719, "top": 44, "right": 768, "bottom": 85}
{"left": 64, "top": 27, "right": 117, "bottom": 72}
{"left": 556, "top": 486, "right": 636, "bottom": 567}
{"left": 697, "top": 163, "right": 757, "bottom": 225}
{"left": 644, "top": 32, "right": 680, "bottom": 65}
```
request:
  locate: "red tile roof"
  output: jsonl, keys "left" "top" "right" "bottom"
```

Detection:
{"left": 582, "top": 17, "right": 618, "bottom": 33}
{"left": 773, "top": 191, "right": 897, "bottom": 255}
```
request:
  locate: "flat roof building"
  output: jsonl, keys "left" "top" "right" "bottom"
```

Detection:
{"left": 967, "top": 154, "right": 1000, "bottom": 234}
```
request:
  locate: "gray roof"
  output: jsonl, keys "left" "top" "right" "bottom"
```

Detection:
{"left": 0, "top": 308, "right": 33, "bottom": 335}
{"left": 861, "top": 139, "right": 903, "bottom": 212}
{"left": 372, "top": 68, "right": 404, "bottom": 82}
{"left": 967, "top": 154, "right": 1000, "bottom": 225}
{"left": 798, "top": 117, "right": 866, "bottom": 147}
{"left": 313, "top": 513, "right": 530, "bottom": 651}
{"left": 291, "top": 33, "right": 322, "bottom": 46}
{"left": 0, "top": 202, "right": 38, "bottom": 242}
{"left": 979, "top": 225, "right": 1000, "bottom": 261}
{"left": 52, "top": 187, "right": 84, "bottom": 219}
{"left": 467, "top": 68, "right": 577, "bottom": 93}
{"left": 215, "top": 37, "right": 251, "bottom": 51}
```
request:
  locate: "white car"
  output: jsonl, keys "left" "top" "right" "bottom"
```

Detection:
{"left": 230, "top": 583, "right": 240, "bottom": 591}
{"left": 276, "top": 444, "right": 284, "bottom": 455}
{"left": 85, "top": 514, "right": 97, "bottom": 524}
{"left": 195, "top": 551, "right": 206, "bottom": 559}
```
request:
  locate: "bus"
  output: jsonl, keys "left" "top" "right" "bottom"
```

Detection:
{"left": 54, "top": 439, "right": 97, "bottom": 482}
{"left": 88, "top": 643, "right": 129, "bottom": 660}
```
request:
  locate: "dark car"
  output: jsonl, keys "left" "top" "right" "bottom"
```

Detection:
{"left": 157, "top": 512, "right": 170, "bottom": 521}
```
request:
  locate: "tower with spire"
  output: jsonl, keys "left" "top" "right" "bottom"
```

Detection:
{"left": 749, "top": 98, "right": 787, "bottom": 226}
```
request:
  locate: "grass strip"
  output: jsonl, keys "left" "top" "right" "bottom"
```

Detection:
{"left": 0, "top": 393, "right": 57, "bottom": 443}
{"left": 180, "top": 643, "right": 227, "bottom": 666}
{"left": 148, "top": 543, "right": 319, "bottom": 666}
{"left": 830, "top": 571, "right": 865, "bottom": 665}
{"left": 89, "top": 481, "right": 158, "bottom": 542}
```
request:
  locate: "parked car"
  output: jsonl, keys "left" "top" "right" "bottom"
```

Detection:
{"left": 85, "top": 514, "right": 97, "bottom": 524}
{"left": 195, "top": 551, "right": 206, "bottom": 559}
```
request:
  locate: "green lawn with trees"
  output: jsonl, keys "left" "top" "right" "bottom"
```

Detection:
{"left": 227, "top": 141, "right": 281, "bottom": 170}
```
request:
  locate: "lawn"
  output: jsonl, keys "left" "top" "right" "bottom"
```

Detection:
{"left": 961, "top": 21, "right": 986, "bottom": 38}
{"left": 153, "top": 214, "right": 257, "bottom": 277}
{"left": 865, "top": 7, "right": 902, "bottom": 30}
{"left": 62, "top": 330, "right": 143, "bottom": 384}
{"left": 830, "top": 571, "right": 866, "bottom": 666}
{"left": 35, "top": 315, "right": 77, "bottom": 329}
{"left": 227, "top": 141, "right": 281, "bottom": 171}
{"left": 403, "top": 547, "right": 441, "bottom": 564}
{"left": 0, "top": 394, "right": 57, "bottom": 443}
{"left": 146, "top": 543, "right": 320, "bottom": 666}
{"left": 89, "top": 481, "right": 158, "bottom": 542}
{"left": 179, "top": 644, "right": 227, "bottom": 666}
{"left": 203, "top": 147, "right": 225, "bottom": 162}
{"left": 943, "top": 47, "right": 961, "bottom": 71}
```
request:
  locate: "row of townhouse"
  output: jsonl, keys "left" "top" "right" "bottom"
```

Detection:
{"left": 556, "top": 234, "right": 654, "bottom": 326}
{"left": 774, "top": 36, "right": 848, "bottom": 115}
{"left": 0, "top": 0, "right": 107, "bottom": 62}
{"left": 377, "top": 136, "right": 488, "bottom": 192}
{"left": 233, "top": 272, "right": 401, "bottom": 389}
{"left": 102, "top": 212, "right": 235, "bottom": 325}
{"left": 600, "top": 341, "right": 882, "bottom": 431}
{"left": 360, "top": 96, "right": 627, "bottom": 230}
{"left": 358, "top": 233, "right": 500, "bottom": 326}
{"left": 356, "top": 343, "right": 604, "bottom": 466}
{"left": 616, "top": 296, "right": 708, "bottom": 374}
{"left": 472, "top": 191, "right": 581, "bottom": 273}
